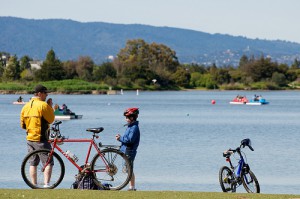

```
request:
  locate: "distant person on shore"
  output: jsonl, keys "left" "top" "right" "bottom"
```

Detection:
{"left": 20, "top": 84, "right": 55, "bottom": 188}
{"left": 115, "top": 108, "right": 140, "bottom": 191}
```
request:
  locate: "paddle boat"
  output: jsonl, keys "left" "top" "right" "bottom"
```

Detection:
{"left": 54, "top": 104, "right": 83, "bottom": 120}
{"left": 246, "top": 98, "right": 269, "bottom": 105}
{"left": 12, "top": 101, "right": 27, "bottom": 105}
{"left": 13, "top": 96, "right": 27, "bottom": 105}
{"left": 229, "top": 95, "right": 248, "bottom": 105}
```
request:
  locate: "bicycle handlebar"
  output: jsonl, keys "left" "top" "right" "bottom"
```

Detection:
{"left": 50, "top": 121, "right": 105, "bottom": 141}
{"left": 222, "top": 148, "right": 237, "bottom": 157}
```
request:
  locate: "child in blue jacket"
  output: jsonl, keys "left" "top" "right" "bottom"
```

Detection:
{"left": 115, "top": 107, "right": 140, "bottom": 191}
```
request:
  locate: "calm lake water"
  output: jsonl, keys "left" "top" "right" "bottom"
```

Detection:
{"left": 0, "top": 90, "right": 299, "bottom": 194}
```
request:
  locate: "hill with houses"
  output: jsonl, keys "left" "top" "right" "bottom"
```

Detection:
{"left": 0, "top": 16, "right": 300, "bottom": 66}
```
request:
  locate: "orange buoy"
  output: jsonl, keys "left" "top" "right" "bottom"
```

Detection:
{"left": 211, "top": 100, "right": 216, "bottom": 104}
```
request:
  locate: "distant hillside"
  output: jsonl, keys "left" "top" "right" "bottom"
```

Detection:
{"left": 0, "top": 16, "right": 299, "bottom": 66}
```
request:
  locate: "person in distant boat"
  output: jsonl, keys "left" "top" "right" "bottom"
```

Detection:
{"left": 253, "top": 94, "right": 258, "bottom": 101}
{"left": 20, "top": 84, "right": 55, "bottom": 188}
{"left": 115, "top": 107, "right": 140, "bottom": 191}
{"left": 17, "top": 96, "right": 23, "bottom": 102}
{"left": 61, "top": 104, "right": 69, "bottom": 114}
{"left": 258, "top": 95, "right": 262, "bottom": 100}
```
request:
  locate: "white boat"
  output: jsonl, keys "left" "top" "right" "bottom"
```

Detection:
{"left": 246, "top": 98, "right": 269, "bottom": 106}
{"left": 246, "top": 100, "right": 269, "bottom": 106}
{"left": 54, "top": 114, "right": 83, "bottom": 120}
{"left": 229, "top": 101, "right": 245, "bottom": 105}
{"left": 54, "top": 105, "right": 83, "bottom": 120}
{"left": 12, "top": 101, "right": 27, "bottom": 105}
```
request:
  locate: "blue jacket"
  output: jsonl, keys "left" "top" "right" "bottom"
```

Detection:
{"left": 119, "top": 121, "right": 140, "bottom": 153}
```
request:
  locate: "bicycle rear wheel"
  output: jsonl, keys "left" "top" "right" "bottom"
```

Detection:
{"left": 21, "top": 149, "right": 65, "bottom": 189}
{"left": 242, "top": 170, "right": 260, "bottom": 193}
{"left": 219, "top": 166, "right": 236, "bottom": 192}
{"left": 91, "top": 148, "right": 132, "bottom": 190}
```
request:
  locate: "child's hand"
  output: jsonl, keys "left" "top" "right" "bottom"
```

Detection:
{"left": 115, "top": 134, "right": 121, "bottom": 141}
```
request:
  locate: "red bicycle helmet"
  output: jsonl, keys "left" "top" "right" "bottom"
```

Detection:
{"left": 124, "top": 107, "right": 139, "bottom": 117}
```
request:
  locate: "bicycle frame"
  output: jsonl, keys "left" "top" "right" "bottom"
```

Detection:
{"left": 41, "top": 136, "right": 109, "bottom": 174}
{"left": 226, "top": 148, "right": 245, "bottom": 178}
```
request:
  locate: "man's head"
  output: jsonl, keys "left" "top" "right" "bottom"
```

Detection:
{"left": 34, "top": 84, "right": 49, "bottom": 101}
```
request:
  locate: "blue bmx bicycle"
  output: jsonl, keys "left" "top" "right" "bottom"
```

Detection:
{"left": 219, "top": 138, "right": 260, "bottom": 193}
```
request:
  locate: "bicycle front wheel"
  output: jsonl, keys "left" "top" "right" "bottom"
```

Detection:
{"left": 21, "top": 149, "right": 65, "bottom": 189}
{"left": 219, "top": 166, "right": 236, "bottom": 192}
{"left": 91, "top": 148, "right": 132, "bottom": 190}
{"left": 242, "top": 170, "right": 260, "bottom": 193}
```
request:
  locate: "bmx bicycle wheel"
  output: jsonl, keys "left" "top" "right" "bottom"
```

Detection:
{"left": 242, "top": 170, "right": 260, "bottom": 193}
{"left": 219, "top": 166, "right": 236, "bottom": 192}
{"left": 91, "top": 148, "right": 132, "bottom": 190}
{"left": 21, "top": 149, "right": 65, "bottom": 189}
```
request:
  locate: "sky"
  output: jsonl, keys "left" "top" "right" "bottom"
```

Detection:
{"left": 1, "top": 0, "right": 300, "bottom": 43}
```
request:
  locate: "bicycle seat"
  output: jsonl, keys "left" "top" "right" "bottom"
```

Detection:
{"left": 86, "top": 127, "right": 104, "bottom": 133}
{"left": 223, "top": 150, "right": 234, "bottom": 157}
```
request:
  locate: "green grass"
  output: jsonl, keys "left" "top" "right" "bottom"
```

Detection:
{"left": 0, "top": 80, "right": 109, "bottom": 93}
{"left": 0, "top": 189, "right": 299, "bottom": 199}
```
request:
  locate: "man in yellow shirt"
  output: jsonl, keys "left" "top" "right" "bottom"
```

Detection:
{"left": 20, "top": 84, "right": 55, "bottom": 188}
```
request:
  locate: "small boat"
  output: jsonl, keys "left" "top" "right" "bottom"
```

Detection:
{"left": 54, "top": 113, "right": 83, "bottom": 120}
{"left": 246, "top": 98, "right": 269, "bottom": 106}
{"left": 229, "top": 96, "right": 248, "bottom": 105}
{"left": 54, "top": 104, "right": 83, "bottom": 120}
{"left": 13, "top": 101, "right": 27, "bottom": 105}
{"left": 13, "top": 96, "right": 26, "bottom": 104}
{"left": 54, "top": 110, "right": 83, "bottom": 120}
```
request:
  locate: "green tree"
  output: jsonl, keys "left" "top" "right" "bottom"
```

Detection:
{"left": 215, "top": 67, "right": 231, "bottom": 84}
{"left": 93, "top": 62, "right": 116, "bottom": 81}
{"left": 115, "top": 39, "right": 179, "bottom": 87}
{"left": 148, "top": 42, "right": 179, "bottom": 73}
{"left": 238, "top": 55, "right": 249, "bottom": 69}
{"left": 291, "top": 58, "right": 300, "bottom": 69}
{"left": 76, "top": 56, "right": 94, "bottom": 81}
{"left": 20, "top": 69, "right": 34, "bottom": 81}
{"left": 171, "top": 67, "right": 191, "bottom": 88}
{"left": 63, "top": 60, "right": 78, "bottom": 79}
{"left": 190, "top": 72, "right": 202, "bottom": 87}
{"left": 184, "top": 63, "right": 207, "bottom": 74}
{"left": 2, "top": 55, "right": 20, "bottom": 81}
{"left": 19, "top": 55, "right": 32, "bottom": 71}
{"left": 0, "top": 65, "right": 4, "bottom": 80}
{"left": 272, "top": 72, "right": 286, "bottom": 86}
{"left": 35, "top": 49, "right": 65, "bottom": 81}
{"left": 242, "top": 56, "right": 278, "bottom": 82}
{"left": 116, "top": 39, "right": 149, "bottom": 76}
{"left": 228, "top": 68, "right": 243, "bottom": 83}
{"left": 285, "top": 70, "right": 297, "bottom": 82}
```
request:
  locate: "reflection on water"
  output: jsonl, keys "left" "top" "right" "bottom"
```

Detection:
{"left": 0, "top": 91, "right": 299, "bottom": 194}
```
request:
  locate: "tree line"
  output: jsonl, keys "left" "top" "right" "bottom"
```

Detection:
{"left": 1, "top": 39, "right": 300, "bottom": 90}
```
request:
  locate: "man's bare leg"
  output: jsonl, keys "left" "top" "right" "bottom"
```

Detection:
{"left": 44, "top": 165, "right": 53, "bottom": 186}
{"left": 29, "top": 166, "right": 37, "bottom": 185}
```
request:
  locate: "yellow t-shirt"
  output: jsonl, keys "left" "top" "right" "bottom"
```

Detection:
{"left": 20, "top": 97, "right": 55, "bottom": 142}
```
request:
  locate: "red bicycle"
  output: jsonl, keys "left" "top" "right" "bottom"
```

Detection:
{"left": 21, "top": 121, "right": 132, "bottom": 190}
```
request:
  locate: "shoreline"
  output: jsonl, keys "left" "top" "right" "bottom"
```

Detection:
{"left": 1, "top": 88, "right": 299, "bottom": 95}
